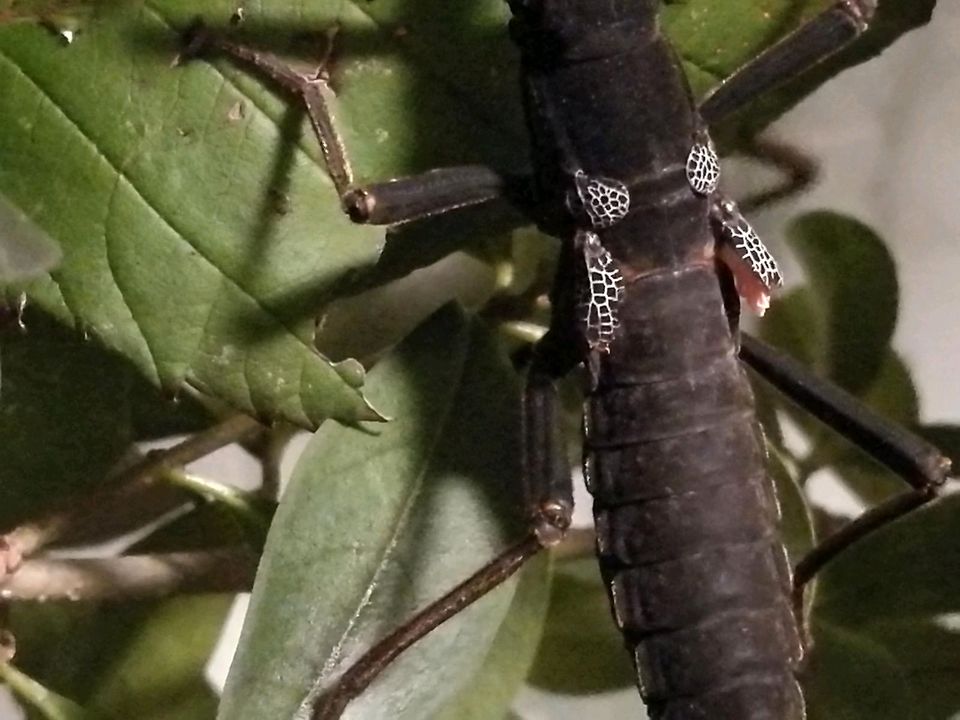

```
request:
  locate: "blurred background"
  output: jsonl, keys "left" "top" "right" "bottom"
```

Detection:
{"left": 1, "top": 1, "right": 958, "bottom": 717}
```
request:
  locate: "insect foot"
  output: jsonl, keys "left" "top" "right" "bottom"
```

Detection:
{"left": 532, "top": 499, "right": 573, "bottom": 547}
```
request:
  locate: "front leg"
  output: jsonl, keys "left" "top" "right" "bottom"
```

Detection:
{"left": 180, "top": 20, "right": 533, "bottom": 226}
{"left": 699, "top": 0, "right": 876, "bottom": 125}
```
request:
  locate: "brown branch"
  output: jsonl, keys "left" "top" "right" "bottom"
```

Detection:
{"left": 1, "top": 415, "right": 264, "bottom": 570}
{"left": 0, "top": 549, "right": 256, "bottom": 602}
{"left": 257, "top": 425, "right": 297, "bottom": 501}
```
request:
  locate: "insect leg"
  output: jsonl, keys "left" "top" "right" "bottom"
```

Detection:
{"left": 312, "top": 332, "right": 578, "bottom": 720}
{"left": 180, "top": 19, "right": 354, "bottom": 195}
{"left": 699, "top": 0, "right": 875, "bottom": 125}
{"left": 342, "top": 166, "right": 534, "bottom": 226}
{"left": 736, "top": 136, "right": 819, "bottom": 212}
{"left": 181, "top": 20, "right": 534, "bottom": 225}
{"left": 738, "top": 334, "right": 951, "bottom": 616}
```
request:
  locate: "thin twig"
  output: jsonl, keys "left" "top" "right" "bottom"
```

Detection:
{"left": 0, "top": 549, "right": 256, "bottom": 602}
{"left": 160, "top": 467, "right": 271, "bottom": 539}
{"left": 0, "top": 662, "right": 89, "bottom": 718}
{"left": 1, "top": 415, "right": 264, "bottom": 567}
{"left": 257, "top": 425, "right": 296, "bottom": 501}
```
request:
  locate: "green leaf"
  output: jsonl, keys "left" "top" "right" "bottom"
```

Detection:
{"left": 8, "top": 596, "right": 230, "bottom": 720}
{"left": 809, "top": 351, "right": 920, "bottom": 506}
{"left": 814, "top": 494, "right": 960, "bottom": 628}
{"left": 804, "top": 619, "right": 912, "bottom": 720}
{"left": 86, "top": 596, "right": 231, "bottom": 720}
{"left": 848, "top": 619, "right": 960, "bottom": 720}
{"left": 526, "top": 556, "right": 635, "bottom": 695}
{"left": 665, "top": 0, "right": 832, "bottom": 99}
{"left": 784, "top": 212, "right": 898, "bottom": 395}
{"left": 0, "top": 309, "right": 217, "bottom": 530}
{"left": 0, "top": 3, "right": 387, "bottom": 428}
{"left": 0, "top": 312, "right": 132, "bottom": 528}
{"left": 805, "top": 494, "right": 960, "bottom": 718}
{"left": 219, "top": 305, "right": 530, "bottom": 720}
{"left": 757, "top": 212, "right": 910, "bottom": 486}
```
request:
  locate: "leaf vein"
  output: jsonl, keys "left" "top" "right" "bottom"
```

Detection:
{"left": 0, "top": 45, "right": 346, "bottom": 405}
{"left": 299, "top": 333, "right": 472, "bottom": 715}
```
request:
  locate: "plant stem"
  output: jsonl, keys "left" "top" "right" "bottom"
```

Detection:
{"left": 160, "top": 467, "right": 270, "bottom": 538}
{"left": 1, "top": 415, "right": 264, "bottom": 566}
{"left": 0, "top": 661, "right": 92, "bottom": 720}
{"left": 0, "top": 549, "right": 255, "bottom": 602}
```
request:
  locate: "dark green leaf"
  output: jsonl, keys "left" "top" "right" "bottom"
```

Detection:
{"left": 9, "top": 596, "right": 230, "bottom": 720}
{"left": 665, "top": 0, "right": 832, "bottom": 99}
{"left": 0, "top": 4, "right": 387, "bottom": 428}
{"left": 526, "top": 556, "right": 635, "bottom": 695}
{"left": 810, "top": 351, "right": 920, "bottom": 505}
{"left": 0, "top": 312, "right": 133, "bottom": 528}
{"left": 805, "top": 495, "right": 960, "bottom": 718}
{"left": 0, "top": 308, "right": 219, "bottom": 531}
{"left": 86, "top": 596, "right": 230, "bottom": 720}
{"left": 849, "top": 619, "right": 960, "bottom": 720}
{"left": 785, "top": 212, "right": 898, "bottom": 395}
{"left": 219, "top": 305, "right": 529, "bottom": 720}
{"left": 804, "top": 619, "right": 912, "bottom": 720}
{"left": 757, "top": 212, "right": 911, "bottom": 488}
{"left": 813, "top": 493, "right": 960, "bottom": 628}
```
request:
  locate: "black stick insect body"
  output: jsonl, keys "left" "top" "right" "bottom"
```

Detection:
{"left": 182, "top": 1, "right": 952, "bottom": 718}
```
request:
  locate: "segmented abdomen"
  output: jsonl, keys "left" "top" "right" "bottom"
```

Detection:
{"left": 584, "top": 265, "right": 805, "bottom": 720}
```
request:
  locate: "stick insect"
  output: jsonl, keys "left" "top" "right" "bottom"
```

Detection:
{"left": 181, "top": 2, "right": 952, "bottom": 718}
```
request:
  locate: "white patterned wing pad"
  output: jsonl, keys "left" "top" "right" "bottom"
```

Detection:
{"left": 686, "top": 136, "right": 721, "bottom": 196}
{"left": 714, "top": 199, "right": 783, "bottom": 315}
{"left": 577, "top": 231, "right": 625, "bottom": 353}
{"left": 573, "top": 171, "right": 631, "bottom": 229}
